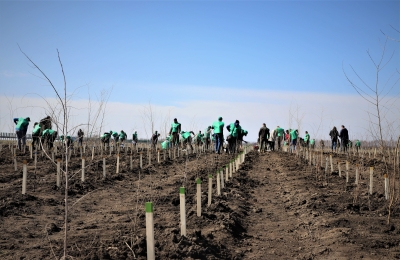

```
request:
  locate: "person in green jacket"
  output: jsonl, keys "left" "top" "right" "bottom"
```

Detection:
{"left": 355, "top": 139, "right": 361, "bottom": 152}
{"left": 132, "top": 131, "right": 138, "bottom": 146}
{"left": 347, "top": 140, "right": 353, "bottom": 148}
{"left": 212, "top": 117, "right": 225, "bottom": 154}
{"left": 181, "top": 131, "right": 194, "bottom": 151}
{"left": 275, "top": 126, "right": 285, "bottom": 151}
{"left": 169, "top": 118, "right": 181, "bottom": 147}
{"left": 111, "top": 131, "right": 119, "bottom": 144}
{"left": 195, "top": 131, "right": 204, "bottom": 147}
{"left": 42, "top": 129, "right": 58, "bottom": 149}
{"left": 204, "top": 126, "right": 212, "bottom": 150}
{"left": 304, "top": 131, "right": 310, "bottom": 150}
{"left": 13, "top": 117, "right": 30, "bottom": 150}
{"left": 289, "top": 129, "right": 298, "bottom": 153}
{"left": 119, "top": 130, "right": 127, "bottom": 143}
{"left": 101, "top": 131, "right": 112, "bottom": 148}
{"left": 161, "top": 138, "right": 170, "bottom": 150}
{"left": 60, "top": 135, "right": 72, "bottom": 147}
{"left": 226, "top": 120, "right": 242, "bottom": 154}
{"left": 310, "top": 139, "right": 315, "bottom": 150}
{"left": 32, "top": 122, "right": 41, "bottom": 150}
{"left": 238, "top": 128, "right": 248, "bottom": 149}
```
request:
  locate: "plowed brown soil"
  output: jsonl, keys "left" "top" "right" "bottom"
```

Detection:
{"left": 1, "top": 145, "right": 399, "bottom": 259}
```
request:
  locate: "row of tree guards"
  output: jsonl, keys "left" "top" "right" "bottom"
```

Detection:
{"left": 146, "top": 147, "right": 249, "bottom": 259}
{"left": 6, "top": 138, "right": 398, "bottom": 259}
{"left": 15, "top": 141, "right": 250, "bottom": 260}
{"left": 295, "top": 148, "right": 392, "bottom": 200}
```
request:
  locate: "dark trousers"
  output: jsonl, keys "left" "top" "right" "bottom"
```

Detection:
{"left": 331, "top": 140, "right": 337, "bottom": 151}
{"left": 16, "top": 130, "right": 27, "bottom": 150}
{"left": 172, "top": 132, "right": 179, "bottom": 146}
{"left": 32, "top": 134, "right": 40, "bottom": 150}
{"left": 215, "top": 133, "right": 223, "bottom": 154}
{"left": 341, "top": 139, "right": 348, "bottom": 152}
{"left": 204, "top": 138, "right": 210, "bottom": 150}
{"left": 277, "top": 136, "right": 283, "bottom": 151}
{"left": 260, "top": 138, "right": 267, "bottom": 152}
{"left": 182, "top": 137, "right": 193, "bottom": 150}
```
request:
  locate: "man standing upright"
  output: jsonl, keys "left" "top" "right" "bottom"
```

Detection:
{"left": 204, "top": 126, "right": 212, "bottom": 150}
{"left": 275, "top": 126, "right": 285, "bottom": 151}
{"left": 77, "top": 129, "right": 84, "bottom": 147}
{"left": 14, "top": 117, "right": 30, "bottom": 150}
{"left": 212, "top": 117, "right": 224, "bottom": 154}
{"left": 169, "top": 118, "right": 181, "bottom": 147}
{"left": 258, "top": 123, "right": 270, "bottom": 152}
{"left": 339, "top": 125, "right": 349, "bottom": 152}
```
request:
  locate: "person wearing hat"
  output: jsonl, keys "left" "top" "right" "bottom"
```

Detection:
{"left": 151, "top": 131, "right": 160, "bottom": 149}
{"left": 169, "top": 118, "right": 181, "bottom": 147}
{"left": 212, "top": 117, "right": 225, "bottom": 154}
{"left": 13, "top": 117, "right": 30, "bottom": 151}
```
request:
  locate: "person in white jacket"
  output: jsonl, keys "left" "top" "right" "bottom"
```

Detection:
{"left": 268, "top": 128, "right": 277, "bottom": 151}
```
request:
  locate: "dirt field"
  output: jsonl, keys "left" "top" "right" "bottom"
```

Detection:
{"left": 1, "top": 144, "right": 399, "bottom": 260}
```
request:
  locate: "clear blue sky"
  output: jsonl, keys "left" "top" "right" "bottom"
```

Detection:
{"left": 0, "top": 1, "right": 399, "bottom": 140}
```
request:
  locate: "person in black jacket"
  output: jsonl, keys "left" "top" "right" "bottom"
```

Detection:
{"left": 258, "top": 123, "right": 270, "bottom": 152}
{"left": 77, "top": 129, "right": 84, "bottom": 147}
{"left": 329, "top": 126, "right": 339, "bottom": 152}
{"left": 339, "top": 125, "right": 349, "bottom": 152}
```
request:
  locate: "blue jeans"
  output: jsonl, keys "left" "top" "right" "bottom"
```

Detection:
{"left": 290, "top": 139, "right": 297, "bottom": 153}
{"left": 331, "top": 140, "right": 337, "bottom": 151}
{"left": 215, "top": 133, "right": 223, "bottom": 153}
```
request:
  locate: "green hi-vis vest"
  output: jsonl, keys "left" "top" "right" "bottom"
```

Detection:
{"left": 171, "top": 122, "right": 181, "bottom": 133}
{"left": 212, "top": 121, "right": 224, "bottom": 134}
{"left": 230, "top": 123, "right": 241, "bottom": 138}
{"left": 33, "top": 124, "right": 41, "bottom": 135}
{"left": 181, "top": 132, "right": 191, "bottom": 140}
{"left": 276, "top": 127, "right": 284, "bottom": 137}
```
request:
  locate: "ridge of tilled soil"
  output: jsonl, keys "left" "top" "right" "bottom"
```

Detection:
{"left": 1, "top": 148, "right": 400, "bottom": 259}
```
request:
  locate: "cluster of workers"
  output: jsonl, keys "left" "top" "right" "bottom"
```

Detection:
{"left": 101, "top": 117, "right": 248, "bottom": 154}
{"left": 257, "top": 124, "right": 361, "bottom": 153}
{"left": 13, "top": 116, "right": 361, "bottom": 154}
{"left": 13, "top": 116, "right": 84, "bottom": 151}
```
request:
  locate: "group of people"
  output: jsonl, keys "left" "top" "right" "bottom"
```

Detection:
{"left": 258, "top": 125, "right": 305, "bottom": 152}
{"left": 13, "top": 116, "right": 84, "bottom": 151}
{"left": 256, "top": 124, "right": 361, "bottom": 153}
{"left": 158, "top": 117, "right": 248, "bottom": 154}
{"left": 13, "top": 116, "right": 361, "bottom": 154}
{"left": 329, "top": 125, "right": 361, "bottom": 152}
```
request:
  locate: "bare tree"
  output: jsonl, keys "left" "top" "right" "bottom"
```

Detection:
{"left": 343, "top": 37, "right": 400, "bottom": 151}
{"left": 343, "top": 35, "right": 400, "bottom": 224}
